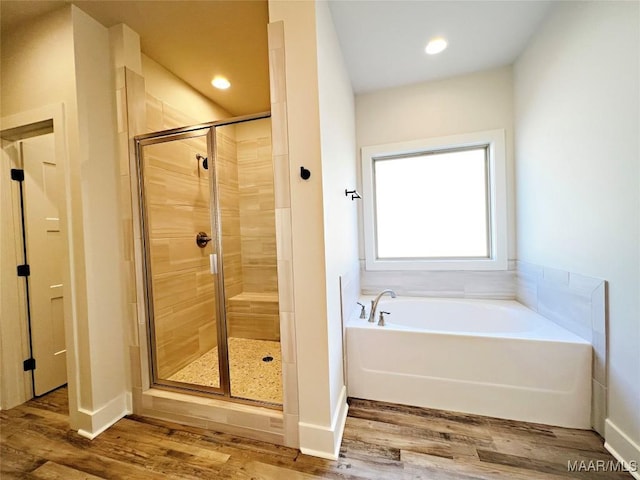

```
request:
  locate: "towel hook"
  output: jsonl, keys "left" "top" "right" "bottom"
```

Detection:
{"left": 345, "top": 189, "right": 361, "bottom": 200}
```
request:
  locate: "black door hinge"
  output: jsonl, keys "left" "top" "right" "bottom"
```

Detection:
{"left": 17, "top": 264, "right": 30, "bottom": 277}
{"left": 23, "top": 358, "right": 36, "bottom": 371}
{"left": 10, "top": 169, "right": 24, "bottom": 182}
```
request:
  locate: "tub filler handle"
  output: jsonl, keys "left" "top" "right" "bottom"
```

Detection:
{"left": 357, "top": 302, "right": 366, "bottom": 319}
{"left": 378, "top": 311, "right": 390, "bottom": 327}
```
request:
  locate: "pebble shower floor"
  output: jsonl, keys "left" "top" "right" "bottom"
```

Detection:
{"left": 167, "top": 337, "right": 282, "bottom": 405}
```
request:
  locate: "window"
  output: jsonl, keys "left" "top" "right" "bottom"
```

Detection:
{"left": 361, "top": 130, "right": 507, "bottom": 271}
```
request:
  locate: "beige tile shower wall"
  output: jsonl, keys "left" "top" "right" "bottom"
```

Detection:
{"left": 216, "top": 128, "right": 244, "bottom": 300}
{"left": 237, "top": 121, "right": 277, "bottom": 295}
{"left": 227, "top": 292, "right": 279, "bottom": 341}
{"left": 226, "top": 120, "right": 280, "bottom": 342}
{"left": 143, "top": 96, "right": 217, "bottom": 379}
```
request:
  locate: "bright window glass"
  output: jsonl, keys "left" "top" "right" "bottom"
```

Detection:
{"left": 374, "top": 147, "right": 489, "bottom": 259}
{"left": 361, "top": 129, "right": 507, "bottom": 271}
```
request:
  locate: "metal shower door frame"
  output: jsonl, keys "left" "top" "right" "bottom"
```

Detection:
{"left": 134, "top": 111, "right": 274, "bottom": 406}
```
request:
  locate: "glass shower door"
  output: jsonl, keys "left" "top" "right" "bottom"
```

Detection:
{"left": 136, "top": 114, "right": 282, "bottom": 407}
{"left": 215, "top": 118, "right": 282, "bottom": 405}
{"left": 137, "top": 126, "right": 226, "bottom": 392}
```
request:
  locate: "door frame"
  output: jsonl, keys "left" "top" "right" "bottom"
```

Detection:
{"left": 0, "top": 103, "right": 75, "bottom": 409}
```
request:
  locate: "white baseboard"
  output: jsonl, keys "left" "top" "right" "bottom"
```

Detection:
{"left": 605, "top": 418, "right": 640, "bottom": 479}
{"left": 299, "top": 386, "right": 349, "bottom": 460}
{"left": 77, "top": 392, "right": 131, "bottom": 440}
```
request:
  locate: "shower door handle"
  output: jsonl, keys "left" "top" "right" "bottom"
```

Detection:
{"left": 209, "top": 254, "right": 217, "bottom": 274}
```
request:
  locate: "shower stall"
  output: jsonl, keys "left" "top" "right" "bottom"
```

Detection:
{"left": 135, "top": 113, "right": 282, "bottom": 406}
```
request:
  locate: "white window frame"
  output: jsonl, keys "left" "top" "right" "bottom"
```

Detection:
{"left": 361, "top": 129, "right": 507, "bottom": 271}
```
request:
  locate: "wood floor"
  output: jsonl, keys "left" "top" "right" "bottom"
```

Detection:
{"left": 0, "top": 387, "right": 633, "bottom": 479}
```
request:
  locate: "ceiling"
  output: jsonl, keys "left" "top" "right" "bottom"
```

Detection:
{"left": 0, "top": 0, "right": 270, "bottom": 116}
{"left": 1, "top": 1, "right": 553, "bottom": 111}
{"left": 328, "top": 0, "right": 553, "bottom": 93}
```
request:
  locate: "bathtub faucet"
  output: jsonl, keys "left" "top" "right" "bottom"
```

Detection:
{"left": 368, "top": 289, "right": 397, "bottom": 322}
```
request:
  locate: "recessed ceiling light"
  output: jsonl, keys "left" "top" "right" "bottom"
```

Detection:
{"left": 425, "top": 37, "right": 448, "bottom": 55}
{"left": 211, "top": 76, "right": 231, "bottom": 90}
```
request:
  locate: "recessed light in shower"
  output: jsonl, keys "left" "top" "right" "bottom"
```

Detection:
{"left": 425, "top": 37, "right": 448, "bottom": 55}
{"left": 211, "top": 76, "right": 231, "bottom": 90}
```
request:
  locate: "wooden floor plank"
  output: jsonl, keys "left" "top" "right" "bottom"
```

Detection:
{"left": 477, "top": 449, "right": 633, "bottom": 480}
{"left": 401, "top": 449, "right": 571, "bottom": 480}
{"left": 491, "top": 435, "right": 620, "bottom": 466}
{"left": 2, "top": 423, "right": 163, "bottom": 479}
{"left": 347, "top": 406, "right": 496, "bottom": 449}
{"left": 0, "top": 442, "right": 47, "bottom": 477}
{"left": 242, "top": 460, "right": 323, "bottom": 480}
{"left": 343, "top": 416, "right": 477, "bottom": 459}
{"left": 30, "top": 461, "right": 106, "bottom": 480}
{"left": 1, "top": 387, "right": 633, "bottom": 479}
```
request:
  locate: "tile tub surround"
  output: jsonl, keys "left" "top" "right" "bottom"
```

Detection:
{"left": 516, "top": 260, "right": 607, "bottom": 436}
{"left": 358, "top": 258, "right": 605, "bottom": 434}
{"left": 360, "top": 260, "right": 517, "bottom": 299}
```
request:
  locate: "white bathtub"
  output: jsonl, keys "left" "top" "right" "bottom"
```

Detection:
{"left": 346, "top": 297, "right": 592, "bottom": 428}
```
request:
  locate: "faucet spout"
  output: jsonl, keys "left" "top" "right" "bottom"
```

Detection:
{"left": 368, "top": 289, "right": 397, "bottom": 322}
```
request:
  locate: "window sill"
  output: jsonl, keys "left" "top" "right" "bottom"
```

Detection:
{"left": 365, "top": 257, "right": 508, "bottom": 272}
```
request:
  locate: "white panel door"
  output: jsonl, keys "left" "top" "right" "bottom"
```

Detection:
{"left": 21, "top": 133, "right": 67, "bottom": 396}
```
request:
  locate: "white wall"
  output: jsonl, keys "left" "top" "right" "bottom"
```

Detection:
{"left": 315, "top": 0, "right": 357, "bottom": 434}
{"left": 356, "top": 66, "right": 515, "bottom": 261}
{"left": 71, "top": 6, "right": 129, "bottom": 429}
{"left": 515, "top": 0, "right": 639, "bottom": 466}
{"left": 269, "top": 0, "right": 349, "bottom": 459}
{"left": 0, "top": 5, "right": 130, "bottom": 435}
